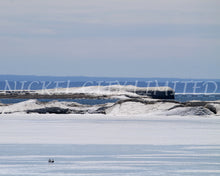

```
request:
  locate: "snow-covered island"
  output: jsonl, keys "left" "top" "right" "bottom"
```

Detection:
{"left": 0, "top": 85, "right": 220, "bottom": 116}
{"left": 0, "top": 85, "right": 175, "bottom": 99}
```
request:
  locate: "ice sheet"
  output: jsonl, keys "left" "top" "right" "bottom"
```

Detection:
{"left": 0, "top": 114, "right": 220, "bottom": 145}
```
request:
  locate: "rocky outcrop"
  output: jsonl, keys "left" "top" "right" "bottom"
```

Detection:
{"left": 27, "top": 107, "right": 73, "bottom": 114}
{"left": 104, "top": 99, "right": 220, "bottom": 116}
{"left": 26, "top": 107, "right": 92, "bottom": 114}
{"left": 204, "top": 104, "right": 217, "bottom": 114}
{"left": 134, "top": 87, "right": 174, "bottom": 99}
{"left": 0, "top": 99, "right": 219, "bottom": 116}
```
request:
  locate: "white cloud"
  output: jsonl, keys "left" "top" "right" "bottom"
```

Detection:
{"left": 0, "top": 0, "right": 219, "bottom": 25}
{"left": 0, "top": 0, "right": 219, "bottom": 78}
{"left": 0, "top": 36, "right": 218, "bottom": 62}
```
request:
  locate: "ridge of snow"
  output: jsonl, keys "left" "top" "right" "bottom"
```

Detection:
{"left": 106, "top": 101, "right": 178, "bottom": 116}
{"left": 35, "top": 85, "right": 173, "bottom": 96}
{"left": 0, "top": 100, "right": 104, "bottom": 114}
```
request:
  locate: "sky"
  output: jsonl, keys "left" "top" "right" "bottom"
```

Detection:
{"left": 0, "top": 0, "right": 219, "bottom": 79}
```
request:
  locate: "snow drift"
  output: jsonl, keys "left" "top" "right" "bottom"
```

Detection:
{"left": 0, "top": 99, "right": 111, "bottom": 114}
{"left": 0, "top": 98, "right": 219, "bottom": 116}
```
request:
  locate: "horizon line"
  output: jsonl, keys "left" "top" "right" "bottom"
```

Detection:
{"left": 0, "top": 74, "right": 219, "bottom": 80}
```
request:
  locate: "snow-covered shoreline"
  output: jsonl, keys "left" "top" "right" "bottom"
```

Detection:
{"left": 0, "top": 98, "right": 220, "bottom": 116}
{"left": 0, "top": 85, "right": 220, "bottom": 116}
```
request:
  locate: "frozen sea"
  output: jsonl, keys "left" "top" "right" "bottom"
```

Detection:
{"left": 0, "top": 114, "right": 220, "bottom": 176}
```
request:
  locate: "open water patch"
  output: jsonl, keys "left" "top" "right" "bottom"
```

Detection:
{"left": 0, "top": 99, "right": 118, "bottom": 105}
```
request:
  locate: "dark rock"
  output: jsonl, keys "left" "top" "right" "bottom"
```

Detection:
{"left": 27, "top": 107, "right": 72, "bottom": 114}
{"left": 146, "top": 90, "right": 174, "bottom": 99}
{"left": 204, "top": 104, "right": 217, "bottom": 114}
{"left": 93, "top": 106, "right": 109, "bottom": 114}
{"left": 184, "top": 101, "right": 208, "bottom": 107}
{"left": 131, "top": 87, "right": 175, "bottom": 99}
{"left": 168, "top": 104, "right": 185, "bottom": 111}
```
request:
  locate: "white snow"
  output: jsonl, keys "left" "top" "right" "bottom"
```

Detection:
{"left": 0, "top": 99, "right": 41, "bottom": 113}
{"left": 35, "top": 85, "right": 173, "bottom": 97}
{"left": 36, "top": 85, "right": 138, "bottom": 96}
{"left": 164, "top": 106, "right": 214, "bottom": 116}
{"left": 0, "top": 99, "right": 104, "bottom": 114}
{"left": 0, "top": 114, "right": 220, "bottom": 176}
{"left": 0, "top": 114, "right": 219, "bottom": 145}
{"left": 1, "top": 99, "right": 219, "bottom": 116}
{"left": 0, "top": 143, "right": 220, "bottom": 176}
{"left": 106, "top": 101, "right": 178, "bottom": 115}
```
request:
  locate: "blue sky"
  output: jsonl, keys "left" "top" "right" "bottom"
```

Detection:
{"left": 0, "top": 0, "right": 219, "bottom": 78}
